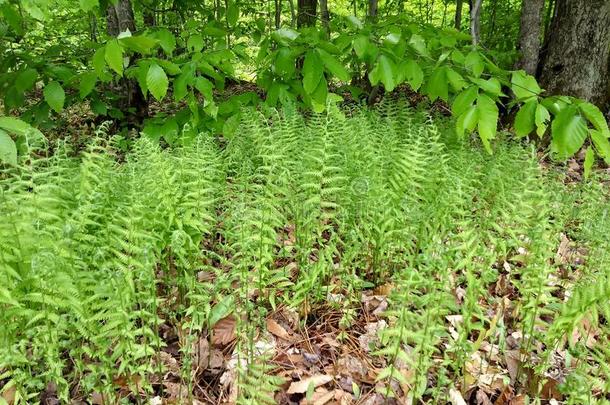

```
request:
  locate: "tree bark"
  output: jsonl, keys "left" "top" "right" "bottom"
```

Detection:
{"left": 274, "top": 0, "right": 282, "bottom": 29}
{"left": 297, "top": 0, "right": 317, "bottom": 27}
{"left": 469, "top": 0, "right": 483, "bottom": 46}
{"left": 515, "top": 0, "right": 545, "bottom": 75}
{"left": 538, "top": 0, "right": 610, "bottom": 106}
{"left": 288, "top": 0, "right": 296, "bottom": 26}
{"left": 320, "top": 0, "right": 330, "bottom": 34}
{"left": 454, "top": 0, "right": 463, "bottom": 29}
{"left": 106, "top": 0, "right": 136, "bottom": 36}
{"left": 368, "top": 0, "right": 379, "bottom": 21}
{"left": 106, "top": 0, "right": 148, "bottom": 125}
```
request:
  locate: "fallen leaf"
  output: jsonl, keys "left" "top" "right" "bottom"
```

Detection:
{"left": 449, "top": 388, "right": 467, "bottom": 405}
{"left": 476, "top": 390, "right": 493, "bottom": 405}
{"left": 212, "top": 315, "right": 237, "bottom": 346}
{"left": 267, "top": 318, "right": 291, "bottom": 341}
{"left": 287, "top": 374, "right": 334, "bottom": 394}
{"left": 1, "top": 385, "right": 16, "bottom": 404}
{"left": 192, "top": 336, "right": 210, "bottom": 371}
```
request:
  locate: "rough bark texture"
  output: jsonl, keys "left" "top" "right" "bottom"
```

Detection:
{"left": 297, "top": 0, "right": 317, "bottom": 27}
{"left": 469, "top": 0, "right": 482, "bottom": 46}
{"left": 274, "top": 0, "right": 282, "bottom": 29}
{"left": 516, "top": 0, "right": 545, "bottom": 75}
{"left": 538, "top": 0, "right": 610, "bottom": 107}
{"left": 106, "top": 0, "right": 136, "bottom": 36}
{"left": 368, "top": 0, "right": 378, "bottom": 20}
{"left": 454, "top": 0, "right": 463, "bottom": 29}
{"left": 106, "top": 0, "right": 148, "bottom": 125}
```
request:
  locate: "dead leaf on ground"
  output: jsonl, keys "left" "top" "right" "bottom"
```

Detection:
{"left": 212, "top": 315, "right": 237, "bottom": 346}
{"left": 449, "top": 388, "right": 467, "bottom": 405}
{"left": 475, "top": 390, "right": 493, "bottom": 405}
{"left": 287, "top": 374, "right": 334, "bottom": 394}
{"left": 267, "top": 318, "right": 292, "bottom": 341}
{"left": 1, "top": 385, "right": 16, "bottom": 404}
{"left": 192, "top": 337, "right": 210, "bottom": 371}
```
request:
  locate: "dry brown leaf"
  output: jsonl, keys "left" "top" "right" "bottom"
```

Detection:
{"left": 1, "top": 385, "right": 16, "bottom": 405}
{"left": 476, "top": 390, "right": 493, "bottom": 405}
{"left": 287, "top": 374, "right": 334, "bottom": 394}
{"left": 373, "top": 283, "right": 394, "bottom": 296}
{"left": 449, "top": 388, "right": 467, "bottom": 405}
{"left": 267, "top": 318, "right": 292, "bottom": 341}
{"left": 90, "top": 392, "right": 104, "bottom": 405}
{"left": 164, "top": 381, "right": 189, "bottom": 401}
{"left": 192, "top": 336, "right": 210, "bottom": 371}
{"left": 337, "top": 355, "right": 368, "bottom": 381}
{"left": 301, "top": 389, "right": 335, "bottom": 405}
{"left": 212, "top": 315, "right": 237, "bottom": 346}
{"left": 507, "top": 394, "right": 527, "bottom": 405}
{"left": 504, "top": 350, "right": 520, "bottom": 384}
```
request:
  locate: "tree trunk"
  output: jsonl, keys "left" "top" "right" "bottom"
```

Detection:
{"left": 274, "top": 0, "right": 282, "bottom": 28}
{"left": 368, "top": 0, "right": 378, "bottom": 21}
{"left": 106, "top": 0, "right": 148, "bottom": 125}
{"left": 469, "top": 0, "right": 483, "bottom": 46}
{"left": 106, "top": 0, "right": 136, "bottom": 36}
{"left": 538, "top": 0, "right": 610, "bottom": 106}
{"left": 320, "top": 0, "right": 330, "bottom": 34}
{"left": 288, "top": 0, "right": 296, "bottom": 26}
{"left": 297, "top": 0, "right": 317, "bottom": 27}
{"left": 515, "top": 0, "right": 545, "bottom": 75}
{"left": 454, "top": 0, "right": 463, "bottom": 29}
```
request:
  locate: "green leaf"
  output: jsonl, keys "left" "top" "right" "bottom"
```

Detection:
{"left": 92, "top": 47, "right": 109, "bottom": 80}
{"left": 209, "top": 295, "right": 235, "bottom": 327}
{"left": 353, "top": 35, "right": 373, "bottom": 59}
{"left": 146, "top": 63, "right": 169, "bottom": 101}
{"left": 105, "top": 40, "right": 124, "bottom": 76}
{"left": 346, "top": 15, "right": 363, "bottom": 29}
{"left": 317, "top": 48, "right": 350, "bottom": 82}
{"left": 590, "top": 129, "right": 610, "bottom": 164}
{"left": 120, "top": 35, "right": 158, "bottom": 54}
{"left": 465, "top": 51, "right": 484, "bottom": 78}
{"left": 226, "top": 0, "right": 239, "bottom": 27}
{"left": 16, "top": 68, "right": 38, "bottom": 92}
{"left": 535, "top": 103, "right": 550, "bottom": 137}
{"left": 0, "top": 129, "right": 17, "bottom": 166}
{"left": 476, "top": 93, "right": 499, "bottom": 154}
{"left": 302, "top": 50, "right": 324, "bottom": 94}
{"left": 398, "top": 59, "right": 423, "bottom": 91}
{"left": 425, "top": 66, "right": 448, "bottom": 102}
{"left": 579, "top": 102, "right": 610, "bottom": 135}
{"left": 456, "top": 105, "right": 478, "bottom": 138}
{"left": 409, "top": 34, "right": 429, "bottom": 57}
{"left": 273, "top": 28, "right": 299, "bottom": 43}
{"left": 446, "top": 68, "right": 466, "bottom": 92}
{"left": 471, "top": 77, "right": 502, "bottom": 97}
{"left": 79, "top": 0, "right": 98, "bottom": 12}
{"left": 274, "top": 48, "right": 296, "bottom": 78}
{"left": 584, "top": 147, "right": 595, "bottom": 180}
{"left": 79, "top": 72, "right": 97, "bottom": 99}
{"left": 514, "top": 100, "right": 537, "bottom": 138}
{"left": 195, "top": 76, "right": 214, "bottom": 100}
{"left": 370, "top": 55, "right": 396, "bottom": 92}
{"left": 551, "top": 106, "right": 588, "bottom": 160}
{"left": 511, "top": 70, "right": 541, "bottom": 101}
{"left": 43, "top": 81, "right": 65, "bottom": 113}
{"left": 310, "top": 77, "right": 328, "bottom": 112}
{"left": 155, "top": 28, "right": 176, "bottom": 55}
{"left": 187, "top": 34, "right": 204, "bottom": 52}
{"left": 452, "top": 86, "right": 478, "bottom": 116}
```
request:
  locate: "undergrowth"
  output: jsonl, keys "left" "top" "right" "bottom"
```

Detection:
{"left": 1, "top": 102, "right": 609, "bottom": 404}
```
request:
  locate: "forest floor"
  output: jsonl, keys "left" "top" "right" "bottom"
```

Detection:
{"left": 1, "top": 103, "right": 610, "bottom": 405}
